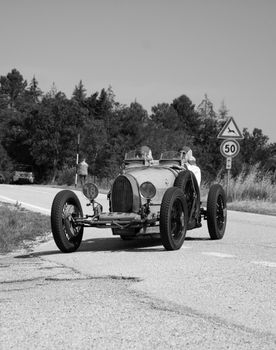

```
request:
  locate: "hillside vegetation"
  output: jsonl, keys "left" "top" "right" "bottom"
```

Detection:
{"left": 0, "top": 69, "right": 275, "bottom": 205}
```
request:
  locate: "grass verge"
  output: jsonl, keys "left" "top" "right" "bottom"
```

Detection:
{"left": 0, "top": 202, "right": 51, "bottom": 254}
{"left": 227, "top": 200, "right": 276, "bottom": 216}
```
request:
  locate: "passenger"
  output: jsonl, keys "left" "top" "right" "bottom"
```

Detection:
{"left": 180, "top": 146, "right": 201, "bottom": 186}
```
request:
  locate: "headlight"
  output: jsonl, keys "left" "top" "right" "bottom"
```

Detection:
{"left": 82, "top": 183, "right": 99, "bottom": 200}
{"left": 140, "top": 182, "right": 156, "bottom": 199}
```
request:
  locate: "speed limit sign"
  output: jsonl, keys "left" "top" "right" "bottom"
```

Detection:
{"left": 220, "top": 139, "right": 240, "bottom": 158}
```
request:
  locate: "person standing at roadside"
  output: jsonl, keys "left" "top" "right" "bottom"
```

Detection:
{"left": 78, "top": 157, "right": 89, "bottom": 186}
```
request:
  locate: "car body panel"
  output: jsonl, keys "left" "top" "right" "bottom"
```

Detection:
{"left": 125, "top": 166, "right": 178, "bottom": 206}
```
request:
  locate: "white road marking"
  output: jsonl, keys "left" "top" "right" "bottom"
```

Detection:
{"left": 0, "top": 195, "right": 50, "bottom": 215}
{"left": 3, "top": 184, "right": 54, "bottom": 195}
{"left": 250, "top": 261, "right": 276, "bottom": 268}
{"left": 202, "top": 252, "right": 276, "bottom": 269}
{"left": 202, "top": 252, "right": 236, "bottom": 258}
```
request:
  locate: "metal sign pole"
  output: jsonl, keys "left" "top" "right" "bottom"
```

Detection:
{"left": 225, "top": 157, "right": 232, "bottom": 200}
{"left": 227, "top": 168, "right": 230, "bottom": 199}
{"left": 218, "top": 117, "right": 243, "bottom": 202}
{"left": 75, "top": 134, "right": 80, "bottom": 188}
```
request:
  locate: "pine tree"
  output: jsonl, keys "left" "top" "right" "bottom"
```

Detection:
{"left": 72, "top": 80, "right": 86, "bottom": 103}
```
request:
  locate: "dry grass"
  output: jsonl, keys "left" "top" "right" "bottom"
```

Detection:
{"left": 227, "top": 200, "right": 276, "bottom": 216}
{"left": 211, "top": 164, "right": 276, "bottom": 215}
{"left": 0, "top": 202, "right": 51, "bottom": 253}
{"left": 223, "top": 164, "right": 276, "bottom": 203}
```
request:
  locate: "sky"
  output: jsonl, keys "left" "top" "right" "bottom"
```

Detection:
{"left": 1, "top": 0, "right": 275, "bottom": 142}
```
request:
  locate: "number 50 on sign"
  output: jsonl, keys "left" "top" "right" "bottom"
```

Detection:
{"left": 220, "top": 139, "right": 240, "bottom": 158}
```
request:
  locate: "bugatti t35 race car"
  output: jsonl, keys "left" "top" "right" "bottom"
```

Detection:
{"left": 51, "top": 149, "right": 227, "bottom": 252}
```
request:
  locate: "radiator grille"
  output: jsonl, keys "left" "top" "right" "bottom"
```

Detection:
{"left": 111, "top": 175, "right": 133, "bottom": 212}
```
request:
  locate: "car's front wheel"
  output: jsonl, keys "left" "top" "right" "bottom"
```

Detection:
{"left": 160, "top": 187, "right": 188, "bottom": 250}
{"left": 51, "top": 190, "right": 84, "bottom": 253}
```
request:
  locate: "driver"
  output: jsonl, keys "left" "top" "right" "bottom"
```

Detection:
{"left": 137, "top": 146, "right": 153, "bottom": 165}
{"left": 180, "top": 146, "right": 201, "bottom": 186}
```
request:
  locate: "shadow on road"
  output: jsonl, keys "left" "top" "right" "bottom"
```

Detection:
{"left": 15, "top": 234, "right": 210, "bottom": 259}
{"left": 79, "top": 236, "right": 164, "bottom": 253}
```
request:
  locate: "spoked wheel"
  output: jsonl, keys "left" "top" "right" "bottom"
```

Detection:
{"left": 51, "top": 190, "right": 84, "bottom": 252}
{"left": 160, "top": 187, "right": 188, "bottom": 250}
{"left": 207, "top": 184, "right": 227, "bottom": 240}
{"left": 174, "top": 170, "right": 200, "bottom": 228}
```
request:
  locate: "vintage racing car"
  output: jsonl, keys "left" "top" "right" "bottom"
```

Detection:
{"left": 51, "top": 149, "right": 227, "bottom": 252}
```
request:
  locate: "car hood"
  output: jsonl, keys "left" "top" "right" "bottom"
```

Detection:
{"left": 125, "top": 166, "right": 178, "bottom": 203}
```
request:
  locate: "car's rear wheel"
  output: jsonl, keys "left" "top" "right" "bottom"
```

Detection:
{"left": 160, "top": 187, "right": 188, "bottom": 250}
{"left": 207, "top": 184, "right": 227, "bottom": 240}
{"left": 174, "top": 170, "right": 200, "bottom": 228}
{"left": 51, "top": 190, "right": 84, "bottom": 253}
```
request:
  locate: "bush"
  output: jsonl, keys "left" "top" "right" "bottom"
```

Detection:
{"left": 57, "top": 166, "right": 76, "bottom": 186}
{"left": 217, "top": 164, "right": 276, "bottom": 202}
{"left": 87, "top": 175, "right": 113, "bottom": 191}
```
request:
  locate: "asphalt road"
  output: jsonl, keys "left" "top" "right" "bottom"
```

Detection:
{"left": 0, "top": 184, "right": 275, "bottom": 349}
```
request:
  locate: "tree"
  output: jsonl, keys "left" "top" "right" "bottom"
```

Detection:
{"left": 95, "top": 88, "right": 110, "bottom": 117}
{"left": 72, "top": 80, "right": 86, "bottom": 104}
{"left": 85, "top": 91, "right": 99, "bottom": 116}
{"left": 79, "top": 119, "right": 108, "bottom": 178}
{"left": 218, "top": 100, "right": 229, "bottom": 120}
{"left": 118, "top": 101, "right": 148, "bottom": 148}
{"left": 96, "top": 87, "right": 120, "bottom": 137}
{"left": 172, "top": 95, "right": 201, "bottom": 135}
{"left": 150, "top": 103, "right": 179, "bottom": 130}
{"left": 29, "top": 94, "right": 86, "bottom": 182}
{"left": 193, "top": 117, "right": 223, "bottom": 181}
{"left": 45, "top": 82, "right": 58, "bottom": 99}
{"left": 240, "top": 128, "right": 269, "bottom": 166}
{"left": 2, "top": 110, "right": 34, "bottom": 165}
{"left": 0, "top": 69, "right": 27, "bottom": 109}
{"left": 25, "top": 76, "right": 42, "bottom": 103}
{"left": 0, "top": 143, "right": 13, "bottom": 173}
{"left": 197, "top": 94, "right": 217, "bottom": 119}
{"left": 98, "top": 101, "right": 149, "bottom": 174}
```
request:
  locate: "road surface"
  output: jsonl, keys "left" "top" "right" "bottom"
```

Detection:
{"left": 0, "top": 184, "right": 275, "bottom": 349}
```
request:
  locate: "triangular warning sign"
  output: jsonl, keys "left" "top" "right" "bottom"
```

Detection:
{"left": 217, "top": 117, "right": 244, "bottom": 139}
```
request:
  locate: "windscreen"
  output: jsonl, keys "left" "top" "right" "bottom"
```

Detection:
{"left": 159, "top": 151, "right": 181, "bottom": 160}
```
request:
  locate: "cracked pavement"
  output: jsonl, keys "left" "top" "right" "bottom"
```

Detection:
{"left": 1, "top": 250, "right": 275, "bottom": 350}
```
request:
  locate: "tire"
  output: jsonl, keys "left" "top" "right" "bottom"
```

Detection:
{"left": 160, "top": 187, "right": 188, "bottom": 250}
{"left": 174, "top": 170, "right": 200, "bottom": 228}
{"left": 51, "top": 190, "right": 84, "bottom": 252}
{"left": 207, "top": 184, "right": 227, "bottom": 240}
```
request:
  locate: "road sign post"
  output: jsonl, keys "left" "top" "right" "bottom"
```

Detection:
{"left": 75, "top": 133, "right": 80, "bottom": 188}
{"left": 217, "top": 117, "right": 244, "bottom": 140}
{"left": 218, "top": 117, "right": 243, "bottom": 200}
{"left": 226, "top": 157, "right": 232, "bottom": 169}
{"left": 220, "top": 139, "right": 240, "bottom": 158}
{"left": 225, "top": 157, "right": 232, "bottom": 199}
